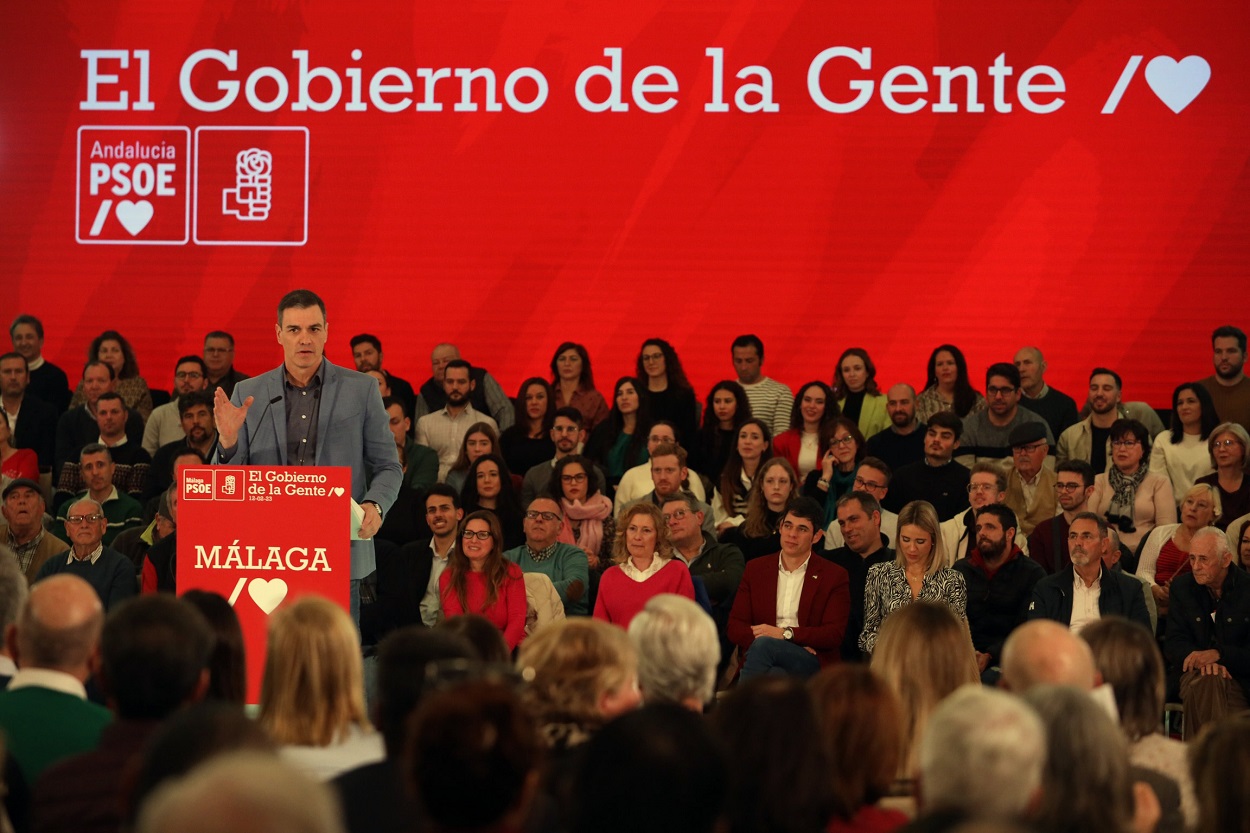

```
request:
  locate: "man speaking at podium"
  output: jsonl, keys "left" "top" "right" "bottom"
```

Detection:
{"left": 213, "top": 289, "right": 401, "bottom": 626}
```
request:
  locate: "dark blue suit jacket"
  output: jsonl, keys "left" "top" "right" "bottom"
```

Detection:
{"left": 1027, "top": 565, "right": 1150, "bottom": 631}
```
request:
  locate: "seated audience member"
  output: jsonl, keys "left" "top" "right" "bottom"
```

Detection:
{"left": 584, "top": 376, "right": 651, "bottom": 493}
{"left": 0, "top": 550, "right": 24, "bottom": 686}
{"left": 802, "top": 416, "right": 866, "bottom": 527}
{"left": 52, "top": 444, "right": 144, "bottom": 545}
{"left": 1189, "top": 712, "right": 1250, "bottom": 833}
{"left": 460, "top": 453, "right": 524, "bottom": 550}
{"left": 917, "top": 344, "right": 989, "bottom": 424}
{"left": 1028, "top": 512, "right": 1151, "bottom": 633}
{"left": 728, "top": 497, "right": 849, "bottom": 680}
{"left": 731, "top": 334, "right": 792, "bottom": 436}
{"left": 1028, "top": 460, "right": 1096, "bottom": 574}
{"left": 957, "top": 362, "right": 1053, "bottom": 464}
{"left": 202, "top": 330, "right": 249, "bottom": 398}
{"left": 333, "top": 627, "right": 475, "bottom": 833}
{"left": 68, "top": 330, "right": 153, "bottom": 421}
{"left": 1198, "top": 324, "right": 1250, "bottom": 433}
{"left": 1002, "top": 422, "right": 1056, "bottom": 537}
{"left": 913, "top": 686, "right": 1045, "bottom": 829}
{"left": 573, "top": 703, "right": 727, "bottom": 833}
{"left": 824, "top": 490, "right": 894, "bottom": 662}
{"left": 500, "top": 378, "right": 557, "bottom": 478}
{"left": 135, "top": 751, "right": 341, "bottom": 833}
{"left": 864, "top": 383, "right": 925, "bottom": 474}
{"left": 628, "top": 593, "right": 720, "bottom": 711}
{"left": 382, "top": 396, "right": 438, "bottom": 493}
{"left": 36, "top": 497, "right": 136, "bottom": 610}
{"left": 440, "top": 511, "right": 527, "bottom": 650}
{"left": 1000, "top": 618, "right": 1098, "bottom": 692}
{"left": 180, "top": 590, "right": 246, "bottom": 704}
{"left": 1, "top": 478, "right": 67, "bottom": 582}
{"left": 614, "top": 422, "right": 706, "bottom": 511}
{"left": 772, "top": 381, "right": 838, "bottom": 480}
{"left": 521, "top": 407, "right": 607, "bottom": 504}
{"left": 712, "top": 418, "right": 773, "bottom": 531}
{"left": 1105, "top": 526, "right": 1159, "bottom": 633}
{"left": 53, "top": 360, "right": 143, "bottom": 484}
{"left": 414, "top": 343, "right": 513, "bottom": 430}
{"left": 32, "top": 594, "right": 214, "bottom": 833}
{"left": 823, "top": 458, "right": 898, "bottom": 550}
{"left": 1014, "top": 345, "right": 1080, "bottom": 439}
{"left": 885, "top": 411, "right": 971, "bottom": 520}
{"left": 1083, "top": 617, "right": 1198, "bottom": 829}
{"left": 9, "top": 315, "right": 70, "bottom": 414}
{"left": 259, "top": 596, "right": 384, "bottom": 780}
{"left": 1163, "top": 526, "right": 1250, "bottom": 736}
{"left": 406, "top": 679, "right": 540, "bottom": 833}
{"left": 1136, "top": 483, "right": 1221, "bottom": 621}
{"left": 954, "top": 505, "right": 1046, "bottom": 684}
{"left": 56, "top": 392, "right": 151, "bottom": 500}
{"left": 1057, "top": 367, "right": 1164, "bottom": 472}
{"left": 349, "top": 333, "right": 416, "bottom": 424}
{"left": 719, "top": 457, "right": 799, "bottom": 561}
{"left": 832, "top": 347, "right": 889, "bottom": 439}
{"left": 437, "top": 613, "right": 511, "bottom": 665}
{"left": 1, "top": 406, "right": 38, "bottom": 484}
{"left": 1195, "top": 421, "right": 1250, "bottom": 530}
{"left": 809, "top": 666, "right": 908, "bottom": 833}
{"left": 505, "top": 497, "right": 590, "bottom": 616}
{"left": 663, "top": 492, "right": 745, "bottom": 665}
{"left": 141, "top": 356, "right": 209, "bottom": 454}
{"left": 871, "top": 601, "right": 979, "bottom": 777}
{"left": 939, "top": 462, "right": 1030, "bottom": 565}
{"left": 1088, "top": 418, "right": 1177, "bottom": 552}
{"left": 620, "top": 442, "right": 715, "bottom": 536}
{"left": 860, "top": 501, "right": 967, "bottom": 656}
{"left": 693, "top": 380, "right": 751, "bottom": 483}
{"left": 140, "top": 484, "right": 180, "bottom": 593}
{"left": 550, "top": 342, "right": 609, "bottom": 433}
{"left": 146, "top": 391, "right": 217, "bottom": 501}
{"left": 1, "top": 350, "right": 58, "bottom": 471}
{"left": 593, "top": 503, "right": 694, "bottom": 627}
{"left": 636, "top": 338, "right": 698, "bottom": 451}
{"left": 1150, "top": 382, "right": 1218, "bottom": 500}
{"left": 711, "top": 677, "right": 833, "bottom": 833}
{"left": 415, "top": 359, "right": 500, "bottom": 482}
{"left": 444, "top": 421, "right": 500, "bottom": 494}
{"left": 548, "top": 454, "right": 615, "bottom": 576}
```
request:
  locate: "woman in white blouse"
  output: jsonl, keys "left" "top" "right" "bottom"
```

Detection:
{"left": 1150, "top": 383, "right": 1218, "bottom": 502}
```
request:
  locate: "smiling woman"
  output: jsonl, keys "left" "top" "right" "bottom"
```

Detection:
{"left": 440, "top": 510, "right": 527, "bottom": 650}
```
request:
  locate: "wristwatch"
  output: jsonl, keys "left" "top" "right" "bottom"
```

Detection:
{"left": 363, "top": 500, "right": 383, "bottom": 522}
{"left": 783, "top": 627, "right": 794, "bottom": 640}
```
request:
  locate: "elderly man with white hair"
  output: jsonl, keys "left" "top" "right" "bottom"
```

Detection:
{"left": 628, "top": 594, "right": 720, "bottom": 712}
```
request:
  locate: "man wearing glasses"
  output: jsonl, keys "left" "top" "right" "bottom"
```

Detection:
{"left": 940, "top": 462, "right": 1030, "bottom": 566}
{"left": 1027, "top": 460, "right": 1097, "bottom": 574}
{"left": 504, "top": 497, "right": 590, "bottom": 616}
{"left": 823, "top": 457, "right": 899, "bottom": 550}
{"left": 35, "top": 497, "right": 136, "bottom": 609}
{"left": 142, "top": 355, "right": 210, "bottom": 454}
{"left": 1002, "top": 423, "right": 1057, "bottom": 537}
{"left": 202, "top": 330, "right": 249, "bottom": 397}
{"left": 956, "top": 362, "right": 1053, "bottom": 466}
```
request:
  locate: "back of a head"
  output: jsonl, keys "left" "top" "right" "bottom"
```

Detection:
{"left": 180, "top": 590, "right": 247, "bottom": 705}
{"left": 516, "top": 618, "right": 636, "bottom": 731}
{"left": 1023, "top": 685, "right": 1134, "bottom": 833}
{"left": 1190, "top": 712, "right": 1250, "bottom": 833}
{"left": 628, "top": 593, "right": 719, "bottom": 709}
{"left": 102, "top": 594, "right": 214, "bottom": 720}
{"left": 1080, "top": 617, "right": 1164, "bottom": 740}
{"left": 918, "top": 685, "right": 1045, "bottom": 822}
{"left": 573, "top": 702, "right": 727, "bottom": 833}
{"left": 375, "top": 626, "right": 476, "bottom": 756}
{"left": 17, "top": 573, "right": 103, "bottom": 674}
{"left": 1000, "top": 619, "right": 1097, "bottom": 692}
{"left": 437, "top": 612, "right": 510, "bottom": 664}
{"left": 407, "top": 679, "right": 539, "bottom": 833}
{"left": 136, "top": 750, "right": 343, "bottom": 833}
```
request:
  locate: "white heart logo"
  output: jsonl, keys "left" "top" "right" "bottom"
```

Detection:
{"left": 332, "top": 487, "right": 345, "bottom": 497}
{"left": 115, "top": 199, "right": 154, "bottom": 236}
{"left": 247, "top": 577, "right": 288, "bottom": 614}
{"left": 1144, "top": 55, "right": 1210, "bottom": 114}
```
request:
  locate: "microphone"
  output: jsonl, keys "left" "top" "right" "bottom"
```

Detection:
{"left": 256, "top": 394, "right": 283, "bottom": 428}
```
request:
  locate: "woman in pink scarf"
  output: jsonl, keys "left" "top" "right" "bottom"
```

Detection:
{"left": 550, "top": 454, "right": 615, "bottom": 572}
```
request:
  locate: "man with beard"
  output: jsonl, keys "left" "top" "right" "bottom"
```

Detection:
{"left": 413, "top": 343, "right": 513, "bottom": 430}
{"left": 1058, "top": 368, "right": 1164, "bottom": 472}
{"left": 885, "top": 411, "right": 970, "bottom": 520}
{"left": 825, "top": 490, "right": 893, "bottom": 662}
{"left": 1199, "top": 325, "right": 1250, "bottom": 433}
{"left": 1028, "top": 512, "right": 1150, "bottom": 632}
{"left": 351, "top": 334, "right": 417, "bottom": 430}
{"left": 864, "top": 383, "right": 925, "bottom": 473}
{"left": 148, "top": 391, "right": 218, "bottom": 501}
{"left": 956, "top": 363, "right": 1053, "bottom": 465}
{"left": 954, "top": 504, "right": 1046, "bottom": 683}
{"left": 1028, "top": 460, "right": 1096, "bottom": 574}
{"left": 415, "top": 359, "right": 499, "bottom": 481}
{"left": 939, "top": 462, "right": 1029, "bottom": 566}
{"left": 142, "top": 356, "right": 209, "bottom": 454}
{"left": 521, "top": 407, "right": 607, "bottom": 504}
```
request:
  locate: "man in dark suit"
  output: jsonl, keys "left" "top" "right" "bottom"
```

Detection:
{"left": 1, "top": 351, "right": 58, "bottom": 470}
{"left": 213, "top": 289, "right": 402, "bottom": 625}
{"left": 728, "top": 496, "right": 850, "bottom": 680}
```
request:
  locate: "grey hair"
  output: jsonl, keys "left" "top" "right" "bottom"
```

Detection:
{"left": 1191, "top": 525, "right": 1232, "bottom": 558}
{"left": 628, "top": 593, "right": 719, "bottom": 707}
{"left": 918, "top": 685, "right": 1045, "bottom": 821}
{"left": 0, "top": 546, "right": 29, "bottom": 631}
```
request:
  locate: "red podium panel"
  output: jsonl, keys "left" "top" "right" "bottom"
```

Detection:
{"left": 177, "top": 465, "right": 352, "bottom": 703}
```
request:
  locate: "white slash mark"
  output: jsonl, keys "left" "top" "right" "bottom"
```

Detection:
{"left": 88, "top": 200, "right": 112, "bottom": 236}
{"left": 1102, "top": 55, "right": 1143, "bottom": 114}
{"left": 227, "top": 577, "right": 246, "bottom": 606}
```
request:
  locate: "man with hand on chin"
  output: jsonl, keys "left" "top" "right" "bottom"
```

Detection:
{"left": 213, "top": 289, "right": 400, "bottom": 627}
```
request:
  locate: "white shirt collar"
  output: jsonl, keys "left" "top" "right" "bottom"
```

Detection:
{"left": 6, "top": 667, "right": 89, "bottom": 699}
{"left": 66, "top": 542, "right": 105, "bottom": 565}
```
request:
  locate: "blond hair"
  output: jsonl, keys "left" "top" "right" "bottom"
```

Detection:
{"left": 610, "top": 502, "right": 674, "bottom": 566}
{"left": 895, "top": 500, "right": 945, "bottom": 578}
{"left": 516, "top": 618, "right": 637, "bottom": 730}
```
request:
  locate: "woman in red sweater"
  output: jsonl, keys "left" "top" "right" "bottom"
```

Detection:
{"left": 593, "top": 503, "right": 694, "bottom": 627}
{"left": 440, "top": 510, "right": 528, "bottom": 650}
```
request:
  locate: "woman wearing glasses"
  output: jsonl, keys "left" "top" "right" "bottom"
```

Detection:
{"left": 1089, "top": 419, "right": 1176, "bottom": 552}
{"left": 1195, "top": 422, "right": 1250, "bottom": 531}
{"left": 440, "top": 510, "right": 528, "bottom": 650}
{"left": 803, "top": 416, "right": 867, "bottom": 526}
{"left": 549, "top": 454, "right": 615, "bottom": 571}
{"left": 635, "top": 338, "right": 698, "bottom": 450}
{"left": 593, "top": 503, "right": 694, "bottom": 627}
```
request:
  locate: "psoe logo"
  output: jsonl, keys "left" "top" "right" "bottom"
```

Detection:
{"left": 215, "top": 469, "right": 247, "bottom": 501}
{"left": 182, "top": 468, "right": 216, "bottom": 500}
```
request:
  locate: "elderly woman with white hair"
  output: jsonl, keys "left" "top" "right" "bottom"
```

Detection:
{"left": 1134, "top": 482, "right": 1221, "bottom": 620}
{"left": 627, "top": 594, "right": 720, "bottom": 711}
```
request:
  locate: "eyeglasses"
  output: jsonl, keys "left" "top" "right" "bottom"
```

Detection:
{"left": 203, "top": 347, "right": 232, "bottom": 354}
{"left": 830, "top": 436, "right": 856, "bottom": 447}
{"left": 461, "top": 530, "right": 493, "bottom": 541}
{"left": 986, "top": 385, "right": 1018, "bottom": 397}
{"left": 560, "top": 473, "right": 587, "bottom": 483}
{"left": 641, "top": 352, "right": 664, "bottom": 362}
{"left": 66, "top": 514, "right": 105, "bottom": 524}
{"left": 1213, "top": 438, "right": 1242, "bottom": 448}
{"left": 1110, "top": 440, "right": 1140, "bottom": 448}
{"left": 174, "top": 371, "right": 204, "bottom": 380}
{"left": 524, "top": 510, "right": 560, "bottom": 522}
{"left": 1013, "top": 441, "right": 1047, "bottom": 454}
{"left": 663, "top": 510, "right": 690, "bottom": 522}
{"left": 1054, "top": 482, "right": 1085, "bottom": 492}
{"left": 967, "top": 483, "right": 997, "bottom": 493}
{"left": 854, "top": 476, "right": 886, "bottom": 491}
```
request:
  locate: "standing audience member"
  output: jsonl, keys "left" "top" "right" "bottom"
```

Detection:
{"left": 550, "top": 342, "right": 609, "bottom": 433}
{"left": 202, "top": 331, "right": 249, "bottom": 398}
{"left": 69, "top": 330, "right": 153, "bottom": 421}
{"left": 1015, "top": 345, "right": 1080, "bottom": 439}
{"left": 9, "top": 315, "right": 70, "bottom": 413}
{"left": 1150, "top": 382, "right": 1219, "bottom": 501}
{"left": 864, "top": 383, "right": 925, "bottom": 474}
{"left": 915, "top": 344, "right": 986, "bottom": 423}
{"left": 731, "top": 334, "right": 791, "bottom": 436}
{"left": 832, "top": 348, "right": 889, "bottom": 439}
{"left": 636, "top": 338, "right": 698, "bottom": 450}
{"left": 1198, "top": 325, "right": 1250, "bottom": 433}
{"left": 584, "top": 376, "right": 651, "bottom": 492}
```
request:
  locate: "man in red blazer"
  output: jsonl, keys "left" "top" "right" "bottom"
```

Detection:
{"left": 729, "top": 496, "right": 851, "bottom": 680}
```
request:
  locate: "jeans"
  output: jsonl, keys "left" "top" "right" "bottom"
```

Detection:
{"left": 740, "top": 636, "right": 822, "bottom": 681}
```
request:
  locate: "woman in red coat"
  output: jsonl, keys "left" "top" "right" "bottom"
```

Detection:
{"left": 440, "top": 510, "right": 528, "bottom": 650}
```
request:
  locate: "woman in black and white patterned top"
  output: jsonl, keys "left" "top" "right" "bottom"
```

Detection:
{"left": 859, "top": 500, "right": 967, "bottom": 656}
